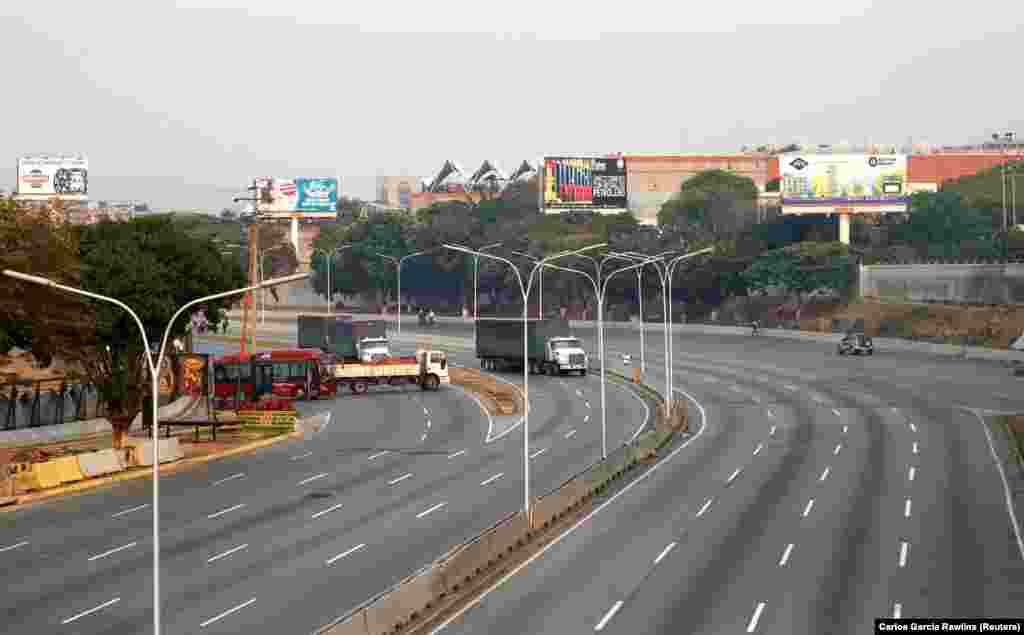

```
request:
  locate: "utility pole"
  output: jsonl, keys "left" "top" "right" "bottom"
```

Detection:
{"left": 233, "top": 181, "right": 262, "bottom": 353}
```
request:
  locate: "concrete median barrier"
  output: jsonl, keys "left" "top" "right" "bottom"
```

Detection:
{"left": 362, "top": 568, "right": 443, "bottom": 635}
{"left": 31, "top": 460, "right": 62, "bottom": 490}
{"left": 77, "top": 449, "right": 125, "bottom": 478}
{"left": 125, "top": 438, "right": 183, "bottom": 466}
{"left": 52, "top": 455, "right": 84, "bottom": 484}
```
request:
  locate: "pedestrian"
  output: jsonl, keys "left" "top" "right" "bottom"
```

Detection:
{"left": 221, "top": 312, "right": 230, "bottom": 335}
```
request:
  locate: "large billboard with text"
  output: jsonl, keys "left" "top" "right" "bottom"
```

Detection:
{"left": 255, "top": 177, "right": 338, "bottom": 219}
{"left": 15, "top": 154, "right": 89, "bottom": 201}
{"left": 780, "top": 154, "right": 908, "bottom": 214}
{"left": 543, "top": 157, "right": 627, "bottom": 213}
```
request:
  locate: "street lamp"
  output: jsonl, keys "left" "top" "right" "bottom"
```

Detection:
{"left": 443, "top": 242, "right": 606, "bottom": 520}
{"left": 311, "top": 245, "right": 353, "bottom": 315}
{"left": 2, "top": 268, "right": 309, "bottom": 635}
{"left": 602, "top": 250, "right": 678, "bottom": 376}
{"left": 509, "top": 250, "right": 545, "bottom": 318}
{"left": 537, "top": 253, "right": 663, "bottom": 458}
{"left": 257, "top": 243, "right": 294, "bottom": 325}
{"left": 473, "top": 243, "right": 504, "bottom": 349}
{"left": 378, "top": 250, "right": 433, "bottom": 336}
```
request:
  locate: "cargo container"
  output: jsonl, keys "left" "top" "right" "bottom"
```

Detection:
{"left": 476, "top": 317, "right": 588, "bottom": 375}
{"left": 297, "top": 314, "right": 388, "bottom": 362}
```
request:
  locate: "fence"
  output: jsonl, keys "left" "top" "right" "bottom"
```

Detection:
{"left": 2, "top": 376, "right": 108, "bottom": 431}
{"left": 860, "top": 262, "right": 1024, "bottom": 305}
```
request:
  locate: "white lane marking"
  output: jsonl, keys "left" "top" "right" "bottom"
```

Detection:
{"left": 325, "top": 543, "right": 366, "bottom": 566}
{"left": 892, "top": 603, "right": 903, "bottom": 618}
{"left": 908, "top": 466, "right": 916, "bottom": 482}
{"left": 447, "top": 449, "right": 466, "bottom": 459}
{"left": 576, "top": 389, "right": 583, "bottom": 397}
{"left": 904, "top": 499, "right": 912, "bottom": 518}
{"left": 0, "top": 540, "right": 29, "bottom": 553}
{"left": 88, "top": 541, "right": 137, "bottom": 562}
{"left": 368, "top": 451, "right": 390, "bottom": 460}
{"left": 965, "top": 408, "right": 1024, "bottom": 560}
{"left": 909, "top": 422, "right": 917, "bottom": 433}
{"left": 421, "top": 432, "right": 428, "bottom": 442}
{"left": 898, "top": 541, "right": 909, "bottom": 568}
{"left": 746, "top": 602, "right": 767, "bottom": 632}
{"left": 427, "top": 420, "right": 432, "bottom": 428}
{"left": 565, "top": 429, "right": 577, "bottom": 439}
{"left": 752, "top": 395, "right": 762, "bottom": 404}
{"left": 892, "top": 407, "right": 900, "bottom": 414}
{"left": 426, "top": 386, "right": 708, "bottom": 635}
{"left": 594, "top": 601, "right": 624, "bottom": 631}
{"left": 311, "top": 503, "right": 344, "bottom": 520}
{"left": 480, "top": 473, "right": 504, "bottom": 487}
{"left": 111, "top": 504, "right": 149, "bottom": 518}
{"left": 388, "top": 473, "right": 414, "bottom": 486}
{"left": 784, "top": 384, "right": 797, "bottom": 391}
{"left": 819, "top": 466, "right": 831, "bottom": 482}
{"left": 298, "top": 473, "right": 329, "bottom": 486}
{"left": 61, "top": 597, "right": 120, "bottom": 624}
{"left": 530, "top": 448, "right": 547, "bottom": 459}
{"left": 417, "top": 502, "right": 447, "bottom": 519}
{"left": 200, "top": 597, "right": 257, "bottom": 628}
{"left": 767, "top": 409, "right": 775, "bottom": 418}
{"left": 778, "top": 543, "right": 795, "bottom": 567}
{"left": 584, "top": 415, "right": 590, "bottom": 423}
{"left": 585, "top": 402, "right": 591, "bottom": 409}
{"left": 842, "top": 425, "right": 848, "bottom": 434}
{"left": 802, "top": 499, "right": 815, "bottom": 518}
{"left": 696, "top": 498, "right": 714, "bottom": 518}
{"left": 207, "top": 543, "right": 248, "bottom": 563}
{"left": 726, "top": 468, "right": 742, "bottom": 484}
{"left": 207, "top": 503, "right": 246, "bottom": 520}
{"left": 832, "top": 408, "right": 841, "bottom": 417}
{"left": 753, "top": 443, "right": 763, "bottom": 456}
{"left": 213, "top": 472, "right": 245, "bottom": 486}
{"left": 769, "top": 425, "right": 777, "bottom": 437}
{"left": 290, "top": 451, "right": 313, "bottom": 461}
{"left": 833, "top": 443, "right": 842, "bottom": 456}
{"left": 423, "top": 407, "right": 429, "bottom": 415}
{"left": 654, "top": 542, "right": 677, "bottom": 565}
{"left": 912, "top": 442, "right": 919, "bottom": 455}
{"left": 731, "top": 386, "right": 743, "bottom": 393}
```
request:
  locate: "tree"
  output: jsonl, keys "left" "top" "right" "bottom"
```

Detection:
{"left": 657, "top": 170, "right": 759, "bottom": 243}
{"left": 741, "top": 242, "right": 855, "bottom": 300}
{"left": 251, "top": 222, "right": 299, "bottom": 303}
{"left": 891, "top": 191, "right": 997, "bottom": 258}
{"left": 0, "top": 198, "right": 91, "bottom": 366}
{"left": 310, "top": 213, "right": 414, "bottom": 303}
{"left": 219, "top": 208, "right": 237, "bottom": 220}
{"left": 66, "top": 216, "right": 247, "bottom": 447}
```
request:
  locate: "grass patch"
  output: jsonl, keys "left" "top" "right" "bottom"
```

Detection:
{"left": 241, "top": 424, "right": 294, "bottom": 437}
{"left": 994, "top": 415, "right": 1024, "bottom": 467}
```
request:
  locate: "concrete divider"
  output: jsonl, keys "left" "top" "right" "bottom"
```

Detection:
{"left": 31, "top": 461, "right": 62, "bottom": 490}
{"left": 125, "top": 438, "right": 183, "bottom": 466}
{"left": 77, "top": 449, "right": 125, "bottom": 478}
{"left": 52, "top": 455, "right": 84, "bottom": 484}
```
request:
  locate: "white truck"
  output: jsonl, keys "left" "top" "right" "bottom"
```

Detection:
{"left": 331, "top": 349, "right": 449, "bottom": 394}
{"left": 476, "top": 318, "right": 589, "bottom": 376}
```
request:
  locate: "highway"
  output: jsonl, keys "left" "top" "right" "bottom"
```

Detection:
{"left": 425, "top": 325, "right": 1024, "bottom": 634}
{"left": 0, "top": 324, "right": 647, "bottom": 634}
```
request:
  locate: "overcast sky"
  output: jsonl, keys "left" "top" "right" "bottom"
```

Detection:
{"left": 2, "top": 1, "right": 1021, "bottom": 209}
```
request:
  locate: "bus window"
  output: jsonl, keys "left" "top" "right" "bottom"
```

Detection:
{"left": 214, "top": 365, "right": 228, "bottom": 383}
{"left": 290, "top": 362, "right": 306, "bottom": 378}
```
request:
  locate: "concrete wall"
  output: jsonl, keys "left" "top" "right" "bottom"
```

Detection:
{"left": 860, "top": 263, "right": 1024, "bottom": 305}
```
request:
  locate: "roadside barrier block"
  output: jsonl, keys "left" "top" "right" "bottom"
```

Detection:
{"left": 77, "top": 449, "right": 124, "bottom": 478}
{"left": 53, "top": 455, "right": 84, "bottom": 484}
{"left": 32, "top": 461, "right": 62, "bottom": 490}
{"left": 363, "top": 569, "right": 439, "bottom": 635}
{"left": 320, "top": 615, "right": 369, "bottom": 635}
{"left": 126, "top": 438, "right": 183, "bottom": 466}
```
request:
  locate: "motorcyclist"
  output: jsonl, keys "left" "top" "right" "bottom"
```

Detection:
{"left": 427, "top": 309, "right": 436, "bottom": 326}
{"left": 751, "top": 320, "right": 761, "bottom": 336}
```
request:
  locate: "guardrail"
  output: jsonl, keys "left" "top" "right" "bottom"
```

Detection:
{"left": 314, "top": 371, "right": 685, "bottom": 635}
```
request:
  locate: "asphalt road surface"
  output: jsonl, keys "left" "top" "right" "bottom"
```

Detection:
{"left": 421, "top": 325, "right": 1024, "bottom": 634}
{"left": 0, "top": 331, "right": 646, "bottom": 634}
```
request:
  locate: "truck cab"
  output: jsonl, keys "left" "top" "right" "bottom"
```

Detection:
{"left": 358, "top": 336, "right": 390, "bottom": 363}
{"left": 417, "top": 349, "right": 450, "bottom": 387}
{"left": 545, "top": 337, "right": 588, "bottom": 376}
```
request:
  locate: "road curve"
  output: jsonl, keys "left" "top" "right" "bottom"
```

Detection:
{"left": 0, "top": 331, "right": 645, "bottom": 635}
{"left": 430, "top": 328, "right": 1024, "bottom": 635}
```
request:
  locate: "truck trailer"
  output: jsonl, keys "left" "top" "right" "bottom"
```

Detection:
{"left": 330, "top": 349, "right": 449, "bottom": 394}
{"left": 297, "top": 314, "right": 389, "bottom": 362}
{"left": 476, "top": 318, "right": 588, "bottom": 376}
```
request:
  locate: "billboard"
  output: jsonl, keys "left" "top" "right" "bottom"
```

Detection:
{"left": 255, "top": 177, "right": 338, "bottom": 219}
{"left": 15, "top": 154, "right": 89, "bottom": 200}
{"left": 543, "top": 157, "right": 627, "bottom": 212}
{"left": 780, "top": 154, "right": 908, "bottom": 213}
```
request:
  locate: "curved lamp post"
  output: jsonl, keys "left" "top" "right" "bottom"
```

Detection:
{"left": 3, "top": 268, "right": 309, "bottom": 635}
{"left": 378, "top": 250, "right": 434, "bottom": 336}
{"left": 310, "top": 245, "right": 353, "bottom": 315}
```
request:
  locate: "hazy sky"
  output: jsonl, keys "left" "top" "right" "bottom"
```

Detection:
{"left": 2, "top": 1, "right": 1022, "bottom": 209}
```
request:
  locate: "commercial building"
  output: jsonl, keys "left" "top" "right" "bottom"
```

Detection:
{"left": 625, "top": 153, "right": 777, "bottom": 225}
{"left": 377, "top": 175, "right": 423, "bottom": 210}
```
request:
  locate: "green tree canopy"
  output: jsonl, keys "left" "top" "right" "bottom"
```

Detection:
{"left": 891, "top": 191, "right": 997, "bottom": 258}
{"left": 657, "top": 169, "right": 759, "bottom": 244}
{"left": 311, "top": 213, "right": 414, "bottom": 302}
{"left": 742, "top": 241, "right": 855, "bottom": 298}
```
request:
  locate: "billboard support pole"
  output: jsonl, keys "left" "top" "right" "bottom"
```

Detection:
{"left": 839, "top": 213, "right": 851, "bottom": 245}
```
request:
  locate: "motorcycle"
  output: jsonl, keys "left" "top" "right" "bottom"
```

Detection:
{"left": 837, "top": 333, "right": 874, "bottom": 356}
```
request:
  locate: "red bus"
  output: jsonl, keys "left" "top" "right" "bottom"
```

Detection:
{"left": 212, "top": 349, "right": 337, "bottom": 403}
